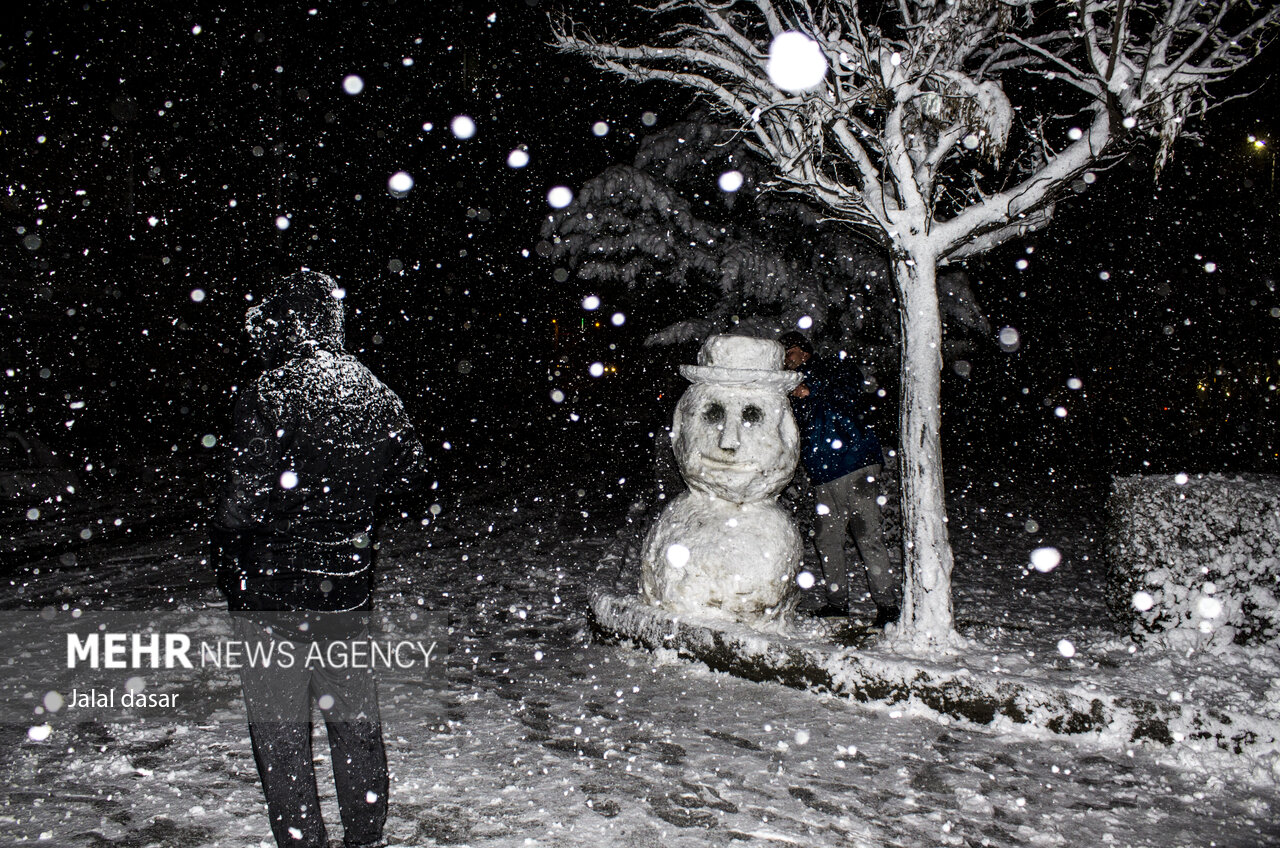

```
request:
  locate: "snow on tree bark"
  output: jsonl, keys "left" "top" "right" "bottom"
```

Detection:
{"left": 891, "top": 253, "right": 962, "bottom": 648}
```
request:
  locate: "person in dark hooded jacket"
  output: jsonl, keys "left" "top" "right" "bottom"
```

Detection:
{"left": 781, "top": 331, "right": 901, "bottom": 628}
{"left": 212, "top": 269, "right": 427, "bottom": 848}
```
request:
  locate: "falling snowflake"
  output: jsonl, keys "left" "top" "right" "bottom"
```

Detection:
{"left": 451, "top": 115, "right": 476, "bottom": 139}
{"left": 388, "top": 171, "right": 414, "bottom": 194}
{"left": 547, "top": 186, "right": 574, "bottom": 208}
{"left": 718, "top": 170, "right": 744, "bottom": 192}
{"left": 766, "top": 32, "right": 827, "bottom": 92}
{"left": 1030, "top": 547, "right": 1061, "bottom": 572}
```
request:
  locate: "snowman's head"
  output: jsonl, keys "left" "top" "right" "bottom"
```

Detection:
{"left": 672, "top": 382, "right": 799, "bottom": 503}
{"left": 670, "top": 335, "right": 802, "bottom": 503}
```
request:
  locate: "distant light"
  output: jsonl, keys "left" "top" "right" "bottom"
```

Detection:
{"left": 451, "top": 115, "right": 476, "bottom": 139}
{"left": 718, "top": 170, "right": 744, "bottom": 192}
{"left": 1254, "top": 139, "right": 1267, "bottom": 149}
{"left": 388, "top": 171, "right": 414, "bottom": 194}
{"left": 766, "top": 31, "right": 827, "bottom": 93}
{"left": 589, "top": 362, "right": 605, "bottom": 378}
{"left": 582, "top": 295, "right": 601, "bottom": 311}
{"left": 611, "top": 312, "right": 625, "bottom": 326}
{"left": 275, "top": 215, "right": 290, "bottom": 230}
{"left": 342, "top": 74, "right": 364, "bottom": 95}
{"left": 507, "top": 148, "right": 530, "bottom": 168}
{"left": 592, "top": 121, "right": 609, "bottom": 137}
{"left": 547, "top": 186, "right": 574, "bottom": 209}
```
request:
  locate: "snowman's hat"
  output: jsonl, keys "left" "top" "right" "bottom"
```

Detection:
{"left": 679, "top": 334, "right": 803, "bottom": 393}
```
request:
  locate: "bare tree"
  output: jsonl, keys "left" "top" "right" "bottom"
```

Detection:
{"left": 551, "top": 0, "right": 1280, "bottom": 650}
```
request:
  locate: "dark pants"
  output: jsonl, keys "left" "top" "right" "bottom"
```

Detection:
{"left": 813, "top": 463, "right": 900, "bottom": 610}
{"left": 234, "top": 617, "right": 388, "bottom": 848}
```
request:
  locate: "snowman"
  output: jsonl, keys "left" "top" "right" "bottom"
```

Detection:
{"left": 640, "top": 334, "right": 804, "bottom": 628}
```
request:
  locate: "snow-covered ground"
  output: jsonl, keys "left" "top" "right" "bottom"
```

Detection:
{"left": 0, "top": 448, "right": 1277, "bottom": 847}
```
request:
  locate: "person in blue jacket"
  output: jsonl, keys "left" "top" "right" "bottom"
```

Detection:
{"left": 780, "top": 332, "right": 901, "bottom": 627}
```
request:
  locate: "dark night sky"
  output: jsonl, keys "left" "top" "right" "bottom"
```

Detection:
{"left": 2, "top": 1, "right": 1278, "bottom": 482}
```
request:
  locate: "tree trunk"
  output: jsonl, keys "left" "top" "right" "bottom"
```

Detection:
{"left": 890, "top": 249, "right": 963, "bottom": 651}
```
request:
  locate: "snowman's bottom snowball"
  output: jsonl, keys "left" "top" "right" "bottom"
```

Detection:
{"left": 640, "top": 490, "right": 801, "bottom": 628}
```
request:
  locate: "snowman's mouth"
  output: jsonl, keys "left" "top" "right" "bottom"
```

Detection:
{"left": 699, "top": 454, "right": 755, "bottom": 471}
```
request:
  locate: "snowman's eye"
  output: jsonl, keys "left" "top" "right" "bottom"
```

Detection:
{"left": 742, "top": 405, "right": 763, "bottom": 425}
{"left": 703, "top": 402, "right": 726, "bottom": 424}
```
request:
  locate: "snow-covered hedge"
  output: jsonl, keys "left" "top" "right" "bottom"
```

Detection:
{"left": 1105, "top": 473, "right": 1280, "bottom": 648}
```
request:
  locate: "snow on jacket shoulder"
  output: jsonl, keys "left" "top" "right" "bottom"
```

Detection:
{"left": 793, "top": 357, "right": 882, "bottom": 486}
{"left": 215, "top": 347, "right": 427, "bottom": 613}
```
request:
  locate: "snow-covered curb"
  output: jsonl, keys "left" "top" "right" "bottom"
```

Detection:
{"left": 590, "top": 592, "right": 1280, "bottom": 756}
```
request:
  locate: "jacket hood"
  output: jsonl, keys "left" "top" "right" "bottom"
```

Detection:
{"left": 246, "top": 270, "right": 345, "bottom": 363}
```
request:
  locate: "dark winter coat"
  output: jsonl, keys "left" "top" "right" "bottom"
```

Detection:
{"left": 791, "top": 355, "right": 883, "bottom": 486}
{"left": 213, "top": 272, "right": 427, "bottom": 613}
